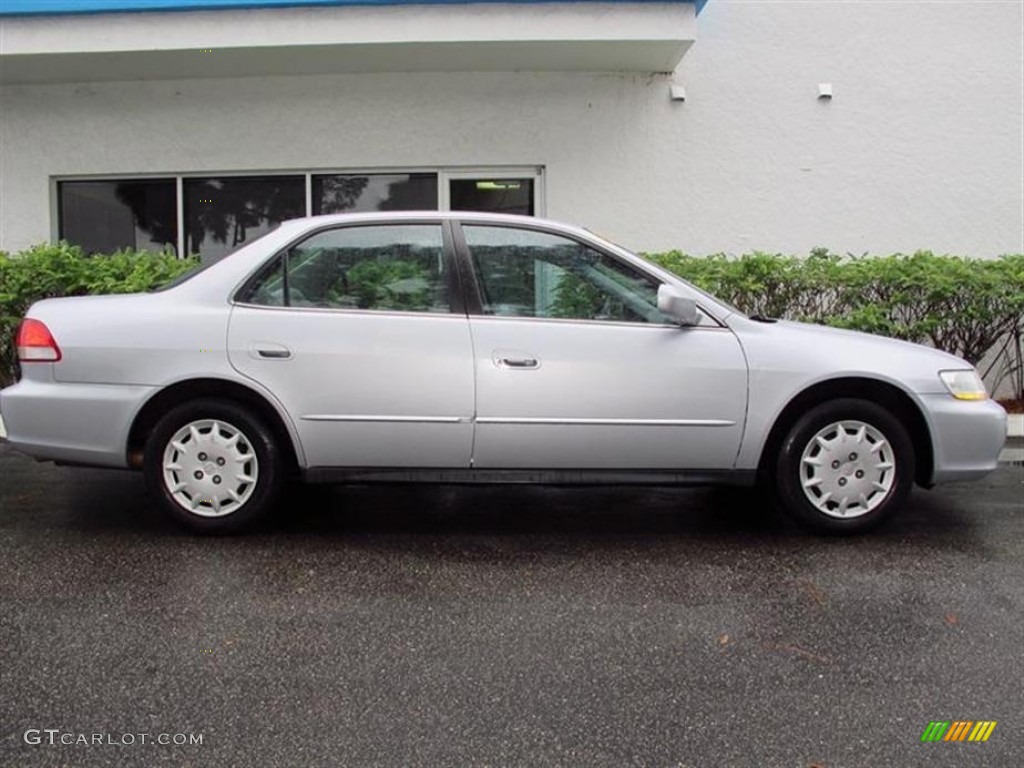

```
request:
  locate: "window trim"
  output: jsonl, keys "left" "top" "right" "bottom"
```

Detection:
{"left": 51, "top": 166, "right": 545, "bottom": 257}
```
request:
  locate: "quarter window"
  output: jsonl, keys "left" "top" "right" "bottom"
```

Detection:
{"left": 240, "top": 224, "right": 450, "bottom": 313}
{"left": 462, "top": 225, "right": 673, "bottom": 324}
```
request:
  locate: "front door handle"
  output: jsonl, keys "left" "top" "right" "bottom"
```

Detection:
{"left": 493, "top": 350, "right": 540, "bottom": 369}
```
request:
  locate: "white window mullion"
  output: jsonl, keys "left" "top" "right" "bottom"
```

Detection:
{"left": 438, "top": 172, "right": 450, "bottom": 212}
{"left": 305, "top": 172, "right": 313, "bottom": 217}
{"left": 175, "top": 176, "right": 185, "bottom": 258}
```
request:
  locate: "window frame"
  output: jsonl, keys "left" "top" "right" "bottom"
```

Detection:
{"left": 232, "top": 218, "right": 468, "bottom": 318}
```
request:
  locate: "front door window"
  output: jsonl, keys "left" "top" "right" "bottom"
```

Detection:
{"left": 461, "top": 225, "right": 673, "bottom": 324}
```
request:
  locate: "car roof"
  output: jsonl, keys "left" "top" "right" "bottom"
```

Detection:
{"left": 279, "top": 210, "right": 590, "bottom": 235}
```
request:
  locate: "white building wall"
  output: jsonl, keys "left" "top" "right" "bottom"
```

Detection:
{"left": 0, "top": 0, "right": 1021, "bottom": 256}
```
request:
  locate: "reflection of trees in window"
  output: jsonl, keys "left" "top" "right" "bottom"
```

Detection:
{"left": 379, "top": 175, "right": 438, "bottom": 211}
{"left": 113, "top": 182, "right": 178, "bottom": 253}
{"left": 185, "top": 177, "right": 304, "bottom": 256}
{"left": 59, "top": 180, "right": 176, "bottom": 254}
{"left": 314, "top": 174, "right": 437, "bottom": 214}
{"left": 344, "top": 258, "right": 432, "bottom": 311}
{"left": 470, "top": 248, "right": 536, "bottom": 314}
{"left": 549, "top": 259, "right": 658, "bottom": 322}
{"left": 551, "top": 272, "right": 606, "bottom": 320}
{"left": 314, "top": 176, "right": 371, "bottom": 214}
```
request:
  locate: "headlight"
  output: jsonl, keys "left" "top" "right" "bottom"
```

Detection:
{"left": 939, "top": 369, "right": 988, "bottom": 401}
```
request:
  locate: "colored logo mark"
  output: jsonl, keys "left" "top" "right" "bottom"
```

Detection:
{"left": 920, "top": 721, "right": 997, "bottom": 742}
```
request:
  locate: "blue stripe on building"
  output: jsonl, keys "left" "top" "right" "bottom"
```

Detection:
{"left": 0, "top": 0, "right": 707, "bottom": 16}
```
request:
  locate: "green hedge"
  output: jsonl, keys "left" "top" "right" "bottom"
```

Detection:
{"left": 645, "top": 249, "right": 1024, "bottom": 396}
{"left": 0, "top": 243, "right": 198, "bottom": 386}
{"left": 1, "top": 243, "right": 1022, "bottom": 397}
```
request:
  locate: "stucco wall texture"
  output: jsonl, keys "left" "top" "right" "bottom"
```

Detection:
{"left": 0, "top": 0, "right": 1021, "bottom": 256}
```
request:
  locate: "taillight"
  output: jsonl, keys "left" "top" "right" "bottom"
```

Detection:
{"left": 16, "top": 318, "right": 62, "bottom": 362}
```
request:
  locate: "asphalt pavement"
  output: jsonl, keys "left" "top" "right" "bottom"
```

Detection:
{"left": 1, "top": 442, "right": 1022, "bottom": 768}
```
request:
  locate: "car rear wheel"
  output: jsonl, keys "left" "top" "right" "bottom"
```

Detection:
{"left": 143, "top": 398, "right": 284, "bottom": 533}
{"left": 775, "top": 398, "right": 915, "bottom": 534}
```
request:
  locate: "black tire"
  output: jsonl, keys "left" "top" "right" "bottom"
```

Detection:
{"left": 775, "top": 398, "right": 915, "bottom": 534}
{"left": 143, "top": 398, "right": 284, "bottom": 534}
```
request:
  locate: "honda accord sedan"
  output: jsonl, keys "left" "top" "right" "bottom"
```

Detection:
{"left": 0, "top": 213, "right": 1007, "bottom": 533}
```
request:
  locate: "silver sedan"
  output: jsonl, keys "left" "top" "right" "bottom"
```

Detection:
{"left": 0, "top": 213, "right": 1007, "bottom": 533}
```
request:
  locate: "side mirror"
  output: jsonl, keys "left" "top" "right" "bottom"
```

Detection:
{"left": 657, "top": 284, "right": 699, "bottom": 326}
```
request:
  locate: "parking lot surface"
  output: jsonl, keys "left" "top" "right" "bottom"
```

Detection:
{"left": 1, "top": 442, "right": 1022, "bottom": 767}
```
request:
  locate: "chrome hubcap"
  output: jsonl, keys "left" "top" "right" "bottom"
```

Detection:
{"left": 162, "top": 419, "right": 258, "bottom": 517}
{"left": 799, "top": 420, "right": 895, "bottom": 519}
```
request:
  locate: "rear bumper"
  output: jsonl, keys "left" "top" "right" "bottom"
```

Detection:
{"left": 0, "top": 378, "right": 155, "bottom": 468}
{"left": 920, "top": 394, "right": 1007, "bottom": 484}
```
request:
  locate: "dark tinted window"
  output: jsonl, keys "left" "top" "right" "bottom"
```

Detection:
{"left": 58, "top": 179, "right": 177, "bottom": 254}
{"left": 450, "top": 178, "right": 534, "bottom": 215}
{"left": 184, "top": 176, "right": 304, "bottom": 263}
{"left": 313, "top": 174, "right": 438, "bottom": 214}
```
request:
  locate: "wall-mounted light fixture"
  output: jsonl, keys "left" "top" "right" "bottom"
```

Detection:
{"left": 669, "top": 83, "right": 687, "bottom": 102}
{"left": 817, "top": 82, "right": 833, "bottom": 100}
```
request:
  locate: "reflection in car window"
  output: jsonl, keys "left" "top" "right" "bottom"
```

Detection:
{"left": 238, "top": 224, "right": 450, "bottom": 313}
{"left": 462, "top": 225, "right": 675, "bottom": 324}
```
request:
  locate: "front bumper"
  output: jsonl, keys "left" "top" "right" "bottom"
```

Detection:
{"left": 0, "top": 378, "right": 155, "bottom": 468}
{"left": 920, "top": 394, "right": 1007, "bottom": 484}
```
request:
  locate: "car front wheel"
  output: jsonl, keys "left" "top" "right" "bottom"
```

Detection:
{"left": 143, "top": 398, "right": 284, "bottom": 533}
{"left": 775, "top": 398, "right": 915, "bottom": 534}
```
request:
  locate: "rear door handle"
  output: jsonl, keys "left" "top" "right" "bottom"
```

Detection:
{"left": 251, "top": 343, "right": 292, "bottom": 360}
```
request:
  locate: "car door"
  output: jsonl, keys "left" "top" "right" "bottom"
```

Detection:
{"left": 228, "top": 220, "right": 475, "bottom": 469}
{"left": 455, "top": 222, "right": 748, "bottom": 470}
